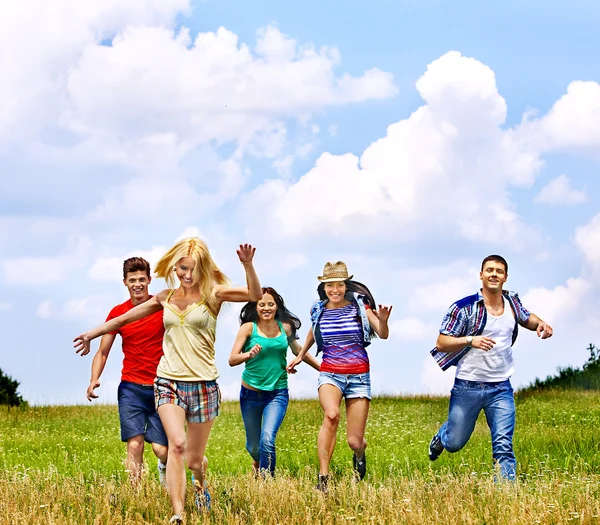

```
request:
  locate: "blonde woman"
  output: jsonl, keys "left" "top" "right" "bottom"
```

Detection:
{"left": 74, "top": 238, "right": 261, "bottom": 524}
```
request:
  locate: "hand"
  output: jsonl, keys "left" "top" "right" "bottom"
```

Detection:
{"left": 472, "top": 336, "right": 496, "bottom": 351}
{"left": 247, "top": 344, "right": 262, "bottom": 360}
{"left": 537, "top": 322, "right": 553, "bottom": 339}
{"left": 286, "top": 356, "right": 302, "bottom": 374}
{"left": 237, "top": 244, "right": 256, "bottom": 265}
{"left": 74, "top": 333, "right": 91, "bottom": 355}
{"left": 86, "top": 380, "right": 100, "bottom": 402}
{"left": 374, "top": 304, "right": 393, "bottom": 323}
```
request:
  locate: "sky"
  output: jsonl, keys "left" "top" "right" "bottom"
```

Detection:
{"left": 2, "top": 0, "right": 600, "bottom": 405}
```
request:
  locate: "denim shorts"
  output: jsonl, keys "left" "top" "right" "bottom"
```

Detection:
{"left": 117, "top": 381, "right": 168, "bottom": 445}
{"left": 154, "top": 377, "right": 221, "bottom": 423}
{"left": 317, "top": 372, "right": 371, "bottom": 399}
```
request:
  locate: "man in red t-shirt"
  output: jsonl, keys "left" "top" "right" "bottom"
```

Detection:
{"left": 78, "top": 257, "right": 168, "bottom": 484}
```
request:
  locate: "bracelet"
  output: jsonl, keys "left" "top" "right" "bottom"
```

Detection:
{"left": 241, "top": 261, "right": 253, "bottom": 266}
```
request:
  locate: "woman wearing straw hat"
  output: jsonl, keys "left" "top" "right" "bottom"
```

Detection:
{"left": 287, "top": 261, "right": 392, "bottom": 492}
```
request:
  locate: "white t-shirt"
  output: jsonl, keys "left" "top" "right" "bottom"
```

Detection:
{"left": 456, "top": 297, "right": 515, "bottom": 381}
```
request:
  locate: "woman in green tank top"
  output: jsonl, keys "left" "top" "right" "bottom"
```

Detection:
{"left": 229, "top": 287, "right": 320, "bottom": 476}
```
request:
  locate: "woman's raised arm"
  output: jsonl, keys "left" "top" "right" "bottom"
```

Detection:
{"left": 214, "top": 244, "right": 262, "bottom": 303}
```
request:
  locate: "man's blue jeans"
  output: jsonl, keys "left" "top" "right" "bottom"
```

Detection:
{"left": 437, "top": 378, "right": 516, "bottom": 480}
{"left": 239, "top": 386, "right": 289, "bottom": 476}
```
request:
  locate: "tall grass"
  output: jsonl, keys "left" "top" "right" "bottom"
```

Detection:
{"left": 1, "top": 391, "right": 599, "bottom": 524}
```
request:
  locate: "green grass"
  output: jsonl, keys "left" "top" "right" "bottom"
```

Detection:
{"left": 1, "top": 391, "right": 600, "bottom": 524}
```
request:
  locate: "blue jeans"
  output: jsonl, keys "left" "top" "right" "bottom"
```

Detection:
{"left": 239, "top": 386, "right": 289, "bottom": 476}
{"left": 437, "top": 378, "right": 516, "bottom": 480}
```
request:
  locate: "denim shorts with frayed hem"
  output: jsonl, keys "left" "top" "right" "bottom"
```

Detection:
{"left": 117, "top": 381, "right": 168, "bottom": 445}
{"left": 154, "top": 377, "right": 221, "bottom": 423}
{"left": 317, "top": 372, "right": 371, "bottom": 399}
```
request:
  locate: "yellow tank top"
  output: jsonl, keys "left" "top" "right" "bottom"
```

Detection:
{"left": 156, "top": 290, "right": 219, "bottom": 381}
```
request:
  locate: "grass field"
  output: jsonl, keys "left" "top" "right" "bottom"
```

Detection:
{"left": 1, "top": 390, "right": 599, "bottom": 524}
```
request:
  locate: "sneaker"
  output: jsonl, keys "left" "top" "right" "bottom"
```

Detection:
{"left": 191, "top": 474, "right": 211, "bottom": 512}
{"left": 429, "top": 433, "right": 444, "bottom": 461}
{"left": 169, "top": 515, "right": 183, "bottom": 524}
{"left": 316, "top": 474, "right": 330, "bottom": 494}
{"left": 352, "top": 452, "right": 367, "bottom": 480}
{"left": 158, "top": 459, "right": 167, "bottom": 488}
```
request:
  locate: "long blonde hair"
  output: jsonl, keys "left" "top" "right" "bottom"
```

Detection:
{"left": 155, "top": 237, "right": 230, "bottom": 316}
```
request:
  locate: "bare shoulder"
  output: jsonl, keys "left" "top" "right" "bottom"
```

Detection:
{"left": 282, "top": 322, "right": 293, "bottom": 336}
{"left": 239, "top": 321, "right": 253, "bottom": 334}
{"left": 155, "top": 289, "right": 171, "bottom": 304}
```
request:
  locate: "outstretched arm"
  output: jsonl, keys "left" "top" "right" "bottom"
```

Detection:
{"left": 366, "top": 305, "right": 393, "bottom": 339}
{"left": 85, "top": 333, "right": 116, "bottom": 402}
{"left": 524, "top": 313, "right": 553, "bottom": 339}
{"left": 286, "top": 330, "right": 315, "bottom": 373}
{"left": 73, "top": 295, "right": 163, "bottom": 354}
{"left": 214, "top": 244, "right": 262, "bottom": 304}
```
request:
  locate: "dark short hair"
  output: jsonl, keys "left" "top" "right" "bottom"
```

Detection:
{"left": 123, "top": 257, "right": 151, "bottom": 279}
{"left": 481, "top": 255, "right": 508, "bottom": 273}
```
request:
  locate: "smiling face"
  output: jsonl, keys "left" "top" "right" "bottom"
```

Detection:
{"left": 324, "top": 281, "right": 347, "bottom": 305}
{"left": 174, "top": 256, "right": 197, "bottom": 288}
{"left": 256, "top": 293, "right": 278, "bottom": 321}
{"left": 480, "top": 260, "right": 507, "bottom": 293}
{"left": 123, "top": 270, "right": 151, "bottom": 304}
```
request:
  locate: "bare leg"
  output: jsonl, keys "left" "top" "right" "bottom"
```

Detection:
{"left": 157, "top": 404, "right": 187, "bottom": 518}
{"left": 317, "top": 384, "right": 343, "bottom": 475}
{"left": 346, "top": 397, "right": 369, "bottom": 458}
{"left": 151, "top": 442, "right": 168, "bottom": 464}
{"left": 125, "top": 435, "right": 145, "bottom": 484}
{"left": 186, "top": 419, "right": 215, "bottom": 488}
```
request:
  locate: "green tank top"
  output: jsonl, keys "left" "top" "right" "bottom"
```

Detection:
{"left": 241, "top": 321, "right": 289, "bottom": 391}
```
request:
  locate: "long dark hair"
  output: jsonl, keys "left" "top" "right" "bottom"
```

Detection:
{"left": 239, "top": 287, "right": 301, "bottom": 339}
{"left": 317, "top": 280, "right": 377, "bottom": 337}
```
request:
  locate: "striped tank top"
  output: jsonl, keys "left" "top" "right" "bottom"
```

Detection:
{"left": 319, "top": 302, "right": 369, "bottom": 374}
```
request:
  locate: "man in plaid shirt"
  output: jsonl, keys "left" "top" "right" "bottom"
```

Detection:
{"left": 428, "top": 255, "right": 553, "bottom": 480}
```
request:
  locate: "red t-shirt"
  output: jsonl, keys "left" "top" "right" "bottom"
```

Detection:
{"left": 106, "top": 298, "right": 165, "bottom": 385}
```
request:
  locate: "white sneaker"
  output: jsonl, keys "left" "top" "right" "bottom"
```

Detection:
{"left": 158, "top": 459, "right": 167, "bottom": 488}
{"left": 169, "top": 515, "right": 183, "bottom": 524}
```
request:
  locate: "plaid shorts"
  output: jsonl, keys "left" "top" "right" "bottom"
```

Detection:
{"left": 154, "top": 377, "right": 221, "bottom": 423}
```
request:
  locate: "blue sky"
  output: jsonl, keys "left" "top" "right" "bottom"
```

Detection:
{"left": 1, "top": 0, "right": 600, "bottom": 404}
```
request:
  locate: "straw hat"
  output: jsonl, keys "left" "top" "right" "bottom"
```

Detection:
{"left": 318, "top": 261, "right": 353, "bottom": 282}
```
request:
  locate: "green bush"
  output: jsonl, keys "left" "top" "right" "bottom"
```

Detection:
{"left": 0, "top": 368, "right": 26, "bottom": 406}
{"left": 519, "top": 343, "right": 600, "bottom": 395}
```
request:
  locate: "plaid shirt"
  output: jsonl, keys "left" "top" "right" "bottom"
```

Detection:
{"left": 430, "top": 290, "right": 531, "bottom": 371}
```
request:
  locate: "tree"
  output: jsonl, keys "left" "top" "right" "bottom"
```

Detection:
{"left": 0, "top": 368, "right": 26, "bottom": 406}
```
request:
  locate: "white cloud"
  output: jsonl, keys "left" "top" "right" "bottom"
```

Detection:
{"left": 245, "top": 51, "right": 544, "bottom": 246}
{"left": 575, "top": 213, "right": 600, "bottom": 269}
{"left": 534, "top": 174, "right": 586, "bottom": 205}
{"left": 421, "top": 355, "right": 454, "bottom": 395}
{"left": 62, "top": 24, "right": 396, "bottom": 157}
{"left": 522, "top": 277, "right": 592, "bottom": 325}
{"left": 36, "top": 295, "right": 115, "bottom": 323}
{"left": 2, "top": 236, "right": 92, "bottom": 285}
{"left": 0, "top": 0, "right": 189, "bottom": 139}
{"left": 519, "top": 80, "right": 600, "bottom": 153}
{"left": 390, "top": 317, "right": 434, "bottom": 342}
{"left": 88, "top": 245, "right": 168, "bottom": 282}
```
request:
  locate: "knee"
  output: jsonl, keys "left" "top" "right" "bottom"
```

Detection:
{"left": 444, "top": 437, "right": 465, "bottom": 454}
{"left": 188, "top": 455, "right": 208, "bottom": 473}
{"left": 168, "top": 437, "right": 186, "bottom": 458}
{"left": 347, "top": 435, "right": 365, "bottom": 451}
{"left": 152, "top": 443, "right": 168, "bottom": 460}
{"left": 261, "top": 433, "right": 276, "bottom": 452}
{"left": 127, "top": 437, "right": 144, "bottom": 456}
{"left": 323, "top": 410, "right": 340, "bottom": 428}
{"left": 246, "top": 442, "right": 260, "bottom": 459}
